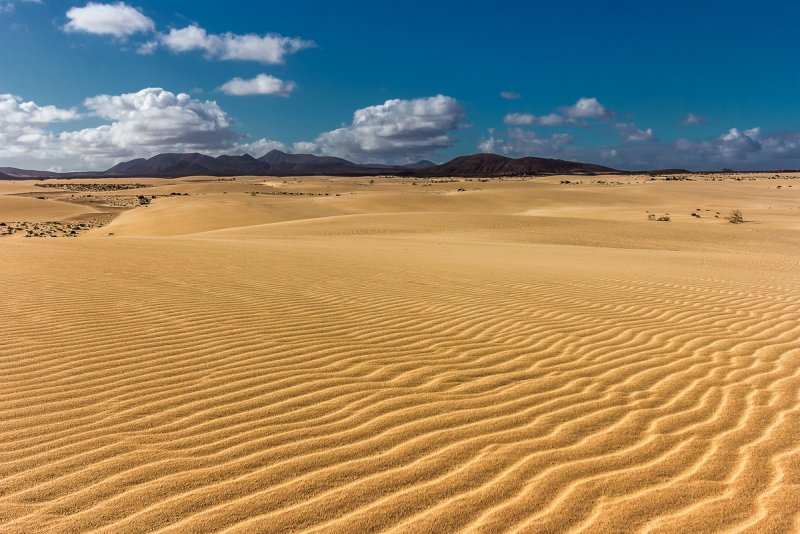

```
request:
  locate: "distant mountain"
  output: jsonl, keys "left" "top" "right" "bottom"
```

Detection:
{"left": 258, "top": 150, "right": 416, "bottom": 175}
{"left": 0, "top": 167, "right": 62, "bottom": 178}
{"left": 258, "top": 150, "right": 356, "bottom": 172}
{"left": 418, "top": 153, "right": 617, "bottom": 176}
{"left": 2, "top": 151, "right": 620, "bottom": 179}
{"left": 404, "top": 160, "right": 436, "bottom": 169}
{"left": 103, "top": 149, "right": 414, "bottom": 177}
{"left": 106, "top": 153, "right": 272, "bottom": 177}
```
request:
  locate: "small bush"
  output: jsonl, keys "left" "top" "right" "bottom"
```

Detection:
{"left": 727, "top": 210, "right": 744, "bottom": 224}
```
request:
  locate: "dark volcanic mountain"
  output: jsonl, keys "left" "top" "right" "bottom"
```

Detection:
{"left": 104, "top": 150, "right": 409, "bottom": 177}
{"left": 2, "top": 151, "right": 620, "bottom": 179}
{"left": 403, "top": 160, "right": 436, "bottom": 170}
{"left": 0, "top": 167, "right": 62, "bottom": 178}
{"left": 418, "top": 153, "right": 617, "bottom": 176}
{"left": 257, "top": 150, "right": 417, "bottom": 175}
{"left": 106, "top": 153, "right": 272, "bottom": 177}
{"left": 258, "top": 150, "right": 358, "bottom": 173}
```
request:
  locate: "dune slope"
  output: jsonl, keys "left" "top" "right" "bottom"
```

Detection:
{"left": 1, "top": 174, "right": 799, "bottom": 533}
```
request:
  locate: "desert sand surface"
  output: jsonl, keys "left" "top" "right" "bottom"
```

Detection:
{"left": 1, "top": 173, "right": 799, "bottom": 532}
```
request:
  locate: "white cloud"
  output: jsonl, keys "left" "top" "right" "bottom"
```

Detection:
{"left": 681, "top": 112, "right": 707, "bottom": 126}
{"left": 615, "top": 122, "right": 655, "bottom": 142}
{"left": 136, "top": 39, "right": 159, "bottom": 55}
{"left": 478, "top": 128, "right": 573, "bottom": 157}
{"left": 6, "top": 88, "right": 800, "bottom": 173}
{"left": 503, "top": 97, "right": 611, "bottom": 128}
{"left": 160, "top": 24, "right": 314, "bottom": 64}
{"left": 0, "top": 94, "right": 79, "bottom": 160}
{"left": 478, "top": 123, "right": 800, "bottom": 171}
{"left": 64, "top": 2, "right": 155, "bottom": 38}
{"left": 219, "top": 74, "right": 296, "bottom": 96}
{"left": 61, "top": 88, "right": 236, "bottom": 162}
{"left": 579, "top": 127, "right": 777, "bottom": 170}
{"left": 500, "top": 91, "right": 521, "bottom": 100}
{"left": 536, "top": 113, "right": 569, "bottom": 126}
{"left": 0, "top": 94, "right": 79, "bottom": 125}
{"left": 761, "top": 131, "right": 800, "bottom": 158}
{"left": 291, "top": 141, "right": 319, "bottom": 154}
{"left": 717, "top": 127, "right": 761, "bottom": 159}
{"left": 504, "top": 112, "right": 567, "bottom": 126}
{"left": 230, "top": 138, "right": 286, "bottom": 156}
{"left": 562, "top": 97, "right": 611, "bottom": 119}
{"left": 298, "top": 95, "right": 465, "bottom": 162}
{"left": 503, "top": 113, "right": 535, "bottom": 125}
{"left": 0, "top": 88, "right": 252, "bottom": 169}
{"left": 159, "top": 25, "right": 207, "bottom": 52}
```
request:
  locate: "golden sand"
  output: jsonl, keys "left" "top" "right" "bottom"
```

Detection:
{"left": 1, "top": 174, "right": 799, "bottom": 532}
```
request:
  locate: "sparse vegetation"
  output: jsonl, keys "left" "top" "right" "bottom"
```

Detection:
{"left": 727, "top": 210, "right": 744, "bottom": 224}
{"left": 0, "top": 219, "right": 107, "bottom": 238}
{"left": 35, "top": 183, "right": 152, "bottom": 192}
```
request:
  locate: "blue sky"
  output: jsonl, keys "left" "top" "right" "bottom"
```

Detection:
{"left": 1, "top": 0, "right": 799, "bottom": 171}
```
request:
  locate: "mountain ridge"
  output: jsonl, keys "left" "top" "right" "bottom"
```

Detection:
{"left": 1, "top": 150, "right": 621, "bottom": 179}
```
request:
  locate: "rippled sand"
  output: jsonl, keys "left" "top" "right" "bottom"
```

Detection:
{"left": 1, "top": 174, "right": 799, "bottom": 532}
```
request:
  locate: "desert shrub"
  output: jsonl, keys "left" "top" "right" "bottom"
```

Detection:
{"left": 727, "top": 210, "right": 744, "bottom": 224}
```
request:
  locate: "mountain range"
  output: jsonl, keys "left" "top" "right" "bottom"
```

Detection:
{"left": 0, "top": 151, "right": 618, "bottom": 179}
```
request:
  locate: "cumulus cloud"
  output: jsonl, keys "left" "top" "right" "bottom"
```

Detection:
{"left": 0, "top": 88, "right": 268, "bottom": 169}
{"left": 478, "top": 121, "right": 800, "bottom": 171}
{"left": 586, "top": 127, "right": 792, "bottom": 170}
{"left": 297, "top": 95, "right": 465, "bottom": 162}
{"left": 291, "top": 141, "right": 319, "bottom": 154}
{"left": 478, "top": 128, "right": 573, "bottom": 157}
{"left": 503, "top": 98, "right": 612, "bottom": 128}
{"left": 219, "top": 74, "right": 296, "bottom": 96}
{"left": 136, "top": 39, "right": 159, "bottom": 54}
{"left": 0, "top": 94, "right": 79, "bottom": 161}
{"left": 0, "top": 94, "right": 79, "bottom": 125}
{"left": 702, "top": 127, "right": 761, "bottom": 160}
{"left": 230, "top": 137, "right": 286, "bottom": 156}
{"left": 503, "top": 113, "right": 535, "bottom": 126}
{"left": 760, "top": 131, "right": 800, "bottom": 158}
{"left": 159, "top": 24, "right": 314, "bottom": 64}
{"left": 681, "top": 112, "right": 707, "bottom": 126}
{"left": 77, "top": 88, "right": 234, "bottom": 151}
{"left": 61, "top": 8, "right": 313, "bottom": 66}
{"left": 500, "top": 91, "right": 521, "bottom": 100}
{"left": 562, "top": 97, "right": 611, "bottom": 119}
{"left": 504, "top": 112, "right": 567, "bottom": 126}
{"left": 615, "top": 122, "right": 655, "bottom": 142}
{"left": 64, "top": 2, "right": 155, "bottom": 38}
{"left": 51, "top": 92, "right": 235, "bottom": 167}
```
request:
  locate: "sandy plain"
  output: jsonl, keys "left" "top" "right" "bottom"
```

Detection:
{"left": 1, "top": 172, "right": 799, "bottom": 532}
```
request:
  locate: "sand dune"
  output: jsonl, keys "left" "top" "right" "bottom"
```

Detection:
{"left": 1, "top": 174, "right": 799, "bottom": 532}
